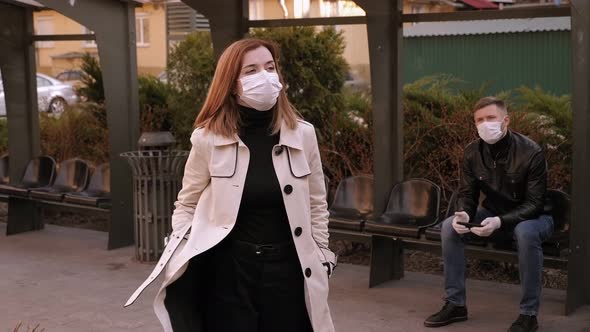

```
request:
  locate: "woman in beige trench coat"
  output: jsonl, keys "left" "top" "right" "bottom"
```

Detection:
{"left": 125, "top": 38, "right": 337, "bottom": 332}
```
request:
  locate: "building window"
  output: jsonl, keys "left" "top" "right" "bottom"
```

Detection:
{"left": 320, "top": 0, "right": 338, "bottom": 17}
{"left": 136, "top": 14, "right": 150, "bottom": 47}
{"left": 294, "top": 0, "right": 311, "bottom": 18}
{"left": 411, "top": 5, "right": 425, "bottom": 14}
{"left": 36, "top": 16, "right": 54, "bottom": 49}
{"left": 166, "top": 2, "right": 210, "bottom": 44}
{"left": 249, "top": 0, "right": 264, "bottom": 20}
{"left": 82, "top": 26, "right": 97, "bottom": 48}
{"left": 319, "top": 0, "right": 364, "bottom": 18}
{"left": 81, "top": 14, "right": 150, "bottom": 48}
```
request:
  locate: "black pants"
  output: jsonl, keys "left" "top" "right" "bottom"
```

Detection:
{"left": 166, "top": 239, "right": 313, "bottom": 332}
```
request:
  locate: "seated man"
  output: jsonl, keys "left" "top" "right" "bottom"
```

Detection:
{"left": 424, "top": 97, "right": 553, "bottom": 332}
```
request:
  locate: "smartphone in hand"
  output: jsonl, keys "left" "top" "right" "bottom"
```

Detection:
{"left": 457, "top": 221, "right": 482, "bottom": 228}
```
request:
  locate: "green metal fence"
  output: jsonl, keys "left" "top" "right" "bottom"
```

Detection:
{"left": 403, "top": 31, "right": 571, "bottom": 95}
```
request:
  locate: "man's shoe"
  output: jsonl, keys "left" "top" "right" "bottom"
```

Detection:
{"left": 508, "top": 314, "right": 538, "bottom": 332}
{"left": 424, "top": 302, "right": 468, "bottom": 328}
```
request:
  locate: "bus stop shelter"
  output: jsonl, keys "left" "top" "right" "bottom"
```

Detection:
{"left": 0, "top": 0, "right": 588, "bottom": 315}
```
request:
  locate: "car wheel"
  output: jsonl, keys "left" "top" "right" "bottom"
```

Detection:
{"left": 48, "top": 97, "right": 67, "bottom": 115}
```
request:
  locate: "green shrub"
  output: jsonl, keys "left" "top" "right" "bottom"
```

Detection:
{"left": 167, "top": 32, "right": 215, "bottom": 97}
{"left": 514, "top": 86, "right": 572, "bottom": 193}
{"left": 139, "top": 75, "right": 169, "bottom": 108}
{"left": 77, "top": 53, "right": 104, "bottom": 104}
{"left": 320, "top": 89, "right": 373, "bottom": 183}
{"left": 166, "top": 32, "right": 216, "bottom": 148}
{"left": 517, "top": 86, "right": 571, "bottom": 137}
{"left": 139, "top": 75, "right": 172, "bottom": 133}
{"left": 40, "top": 103, "right": 109, "bottom": 164}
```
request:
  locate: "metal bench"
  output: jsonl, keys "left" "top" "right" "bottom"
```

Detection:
{"left": 63, "top": 163, "right": 111, "bottom": 209}
{"left": 0, "top": 155, "right": 57, "bottom": 200}
{"left": 327, "top": 175, "right": 374, "bottom": 232}
{"left": 364, "top": 178, "right": 441, "bottom": 238}
{"left": 327, "top": 177, "right": 570, "bottom": 288}
{"left": 3, "top": 156, "right": 111, "bottom": 235}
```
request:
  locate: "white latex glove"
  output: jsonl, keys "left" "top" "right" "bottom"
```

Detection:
{"left": 452, "top": 211, "right": 471, "bottom": 234}
{"left": 471, "top": 217, "right": 501, "bottom": 237}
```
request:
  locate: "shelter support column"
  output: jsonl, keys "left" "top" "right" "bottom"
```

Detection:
{"left": 37, "top": 0, "right": 140, "bottom": 249}
{"left": 354, "top": 0, "right": 404, "bottom": 287}
{"left": 0, "top": 3, "right": 42, "bottom": 235}
{"left": 567, "top": 0, "right": 590, "bottom": 315}
{"left": 354, "top": 0, "right": 404, "bottom": 220}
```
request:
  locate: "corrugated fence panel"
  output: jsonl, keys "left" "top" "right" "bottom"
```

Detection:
{"left": 403, "top": 31, "right": 572, "bottom": 95}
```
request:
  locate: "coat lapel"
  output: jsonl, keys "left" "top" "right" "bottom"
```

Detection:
{"left": 279, "top": 120, "right": 304, "bottom": 150}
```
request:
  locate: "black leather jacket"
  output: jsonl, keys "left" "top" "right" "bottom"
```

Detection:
{"left": 457, "top": 130, "right": 547, "bottom": 229}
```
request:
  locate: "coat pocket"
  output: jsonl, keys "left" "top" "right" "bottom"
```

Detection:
{"left": 286, "top": 147, "right": 311, "bottom": 178}
{"left": 316, "top": 246, "right": 337, "bottom": 265}
{"left": 316, "top": 246, "right": 337, "bottom": 278}
{"left": 210, "top": 143, "right": 238, "bottom": 178}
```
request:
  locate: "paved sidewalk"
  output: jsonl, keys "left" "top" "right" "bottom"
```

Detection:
{"left": 1, "top": 223, "right": 589, "bottom": 332}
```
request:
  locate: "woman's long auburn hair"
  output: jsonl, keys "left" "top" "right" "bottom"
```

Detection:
{"left": 194, "top": 38, "right": 300, "bottom": 137}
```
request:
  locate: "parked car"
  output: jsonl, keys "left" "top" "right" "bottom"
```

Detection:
{"left": 55, "top": 70, "right": 85, "bottom": 88}
{"left": 157, "top": 71, "right": 168, "bottom": 84}
{"left": 0, "top": 72, "right": 79, "bottom": 116}
{"left": 343, "top": 71, "right": 370, "bottom": 92}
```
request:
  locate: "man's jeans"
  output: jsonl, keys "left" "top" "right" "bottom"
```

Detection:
{"left": 441, "top": 208, "right": 554, "bottom": 315}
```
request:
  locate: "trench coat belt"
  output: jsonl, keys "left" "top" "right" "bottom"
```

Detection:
{"left": 124, "top": 224, "right": 192, "bottom": 307}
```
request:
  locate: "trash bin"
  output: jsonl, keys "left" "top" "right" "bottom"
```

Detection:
{"left": 121, "top": 132, "right": 189, "bottom": 262}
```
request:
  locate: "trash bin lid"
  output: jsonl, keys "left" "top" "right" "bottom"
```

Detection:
{"left": 138, "top": 132, "right": 176, "bottom": 150}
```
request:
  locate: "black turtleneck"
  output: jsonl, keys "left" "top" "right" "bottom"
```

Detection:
{"left": 229, "top": 105, "right": 291, "bottom": 244}
{"left": 488, "top": 130, "right": 511, "bottom": 154}
{"left": 487, "top": 130, "right": 512, "bottom": 164}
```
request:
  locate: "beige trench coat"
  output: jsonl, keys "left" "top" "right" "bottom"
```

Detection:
{"left": 125, "top": 119, "right": 337, "bottom": 332}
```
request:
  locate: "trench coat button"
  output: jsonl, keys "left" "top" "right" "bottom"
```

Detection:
{"left": 284, "top": 185, "right": 293, "bottom": 194}
{"left": 294, "top": 227, "right": 302, "bottom": 236}
{"left": 275, "top": 146, "right": 284, "bottom": 155}
{"left": 305, "top": 268, "right": 312, "bottom": 278}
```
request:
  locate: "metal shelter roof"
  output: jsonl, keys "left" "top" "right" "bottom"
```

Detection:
{"left": 404, "top": 16, "right": 570, "bottom": 37}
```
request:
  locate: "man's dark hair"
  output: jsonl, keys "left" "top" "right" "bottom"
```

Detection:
{"left": 473, "top": 96, "right": 507, "bottom": 114}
